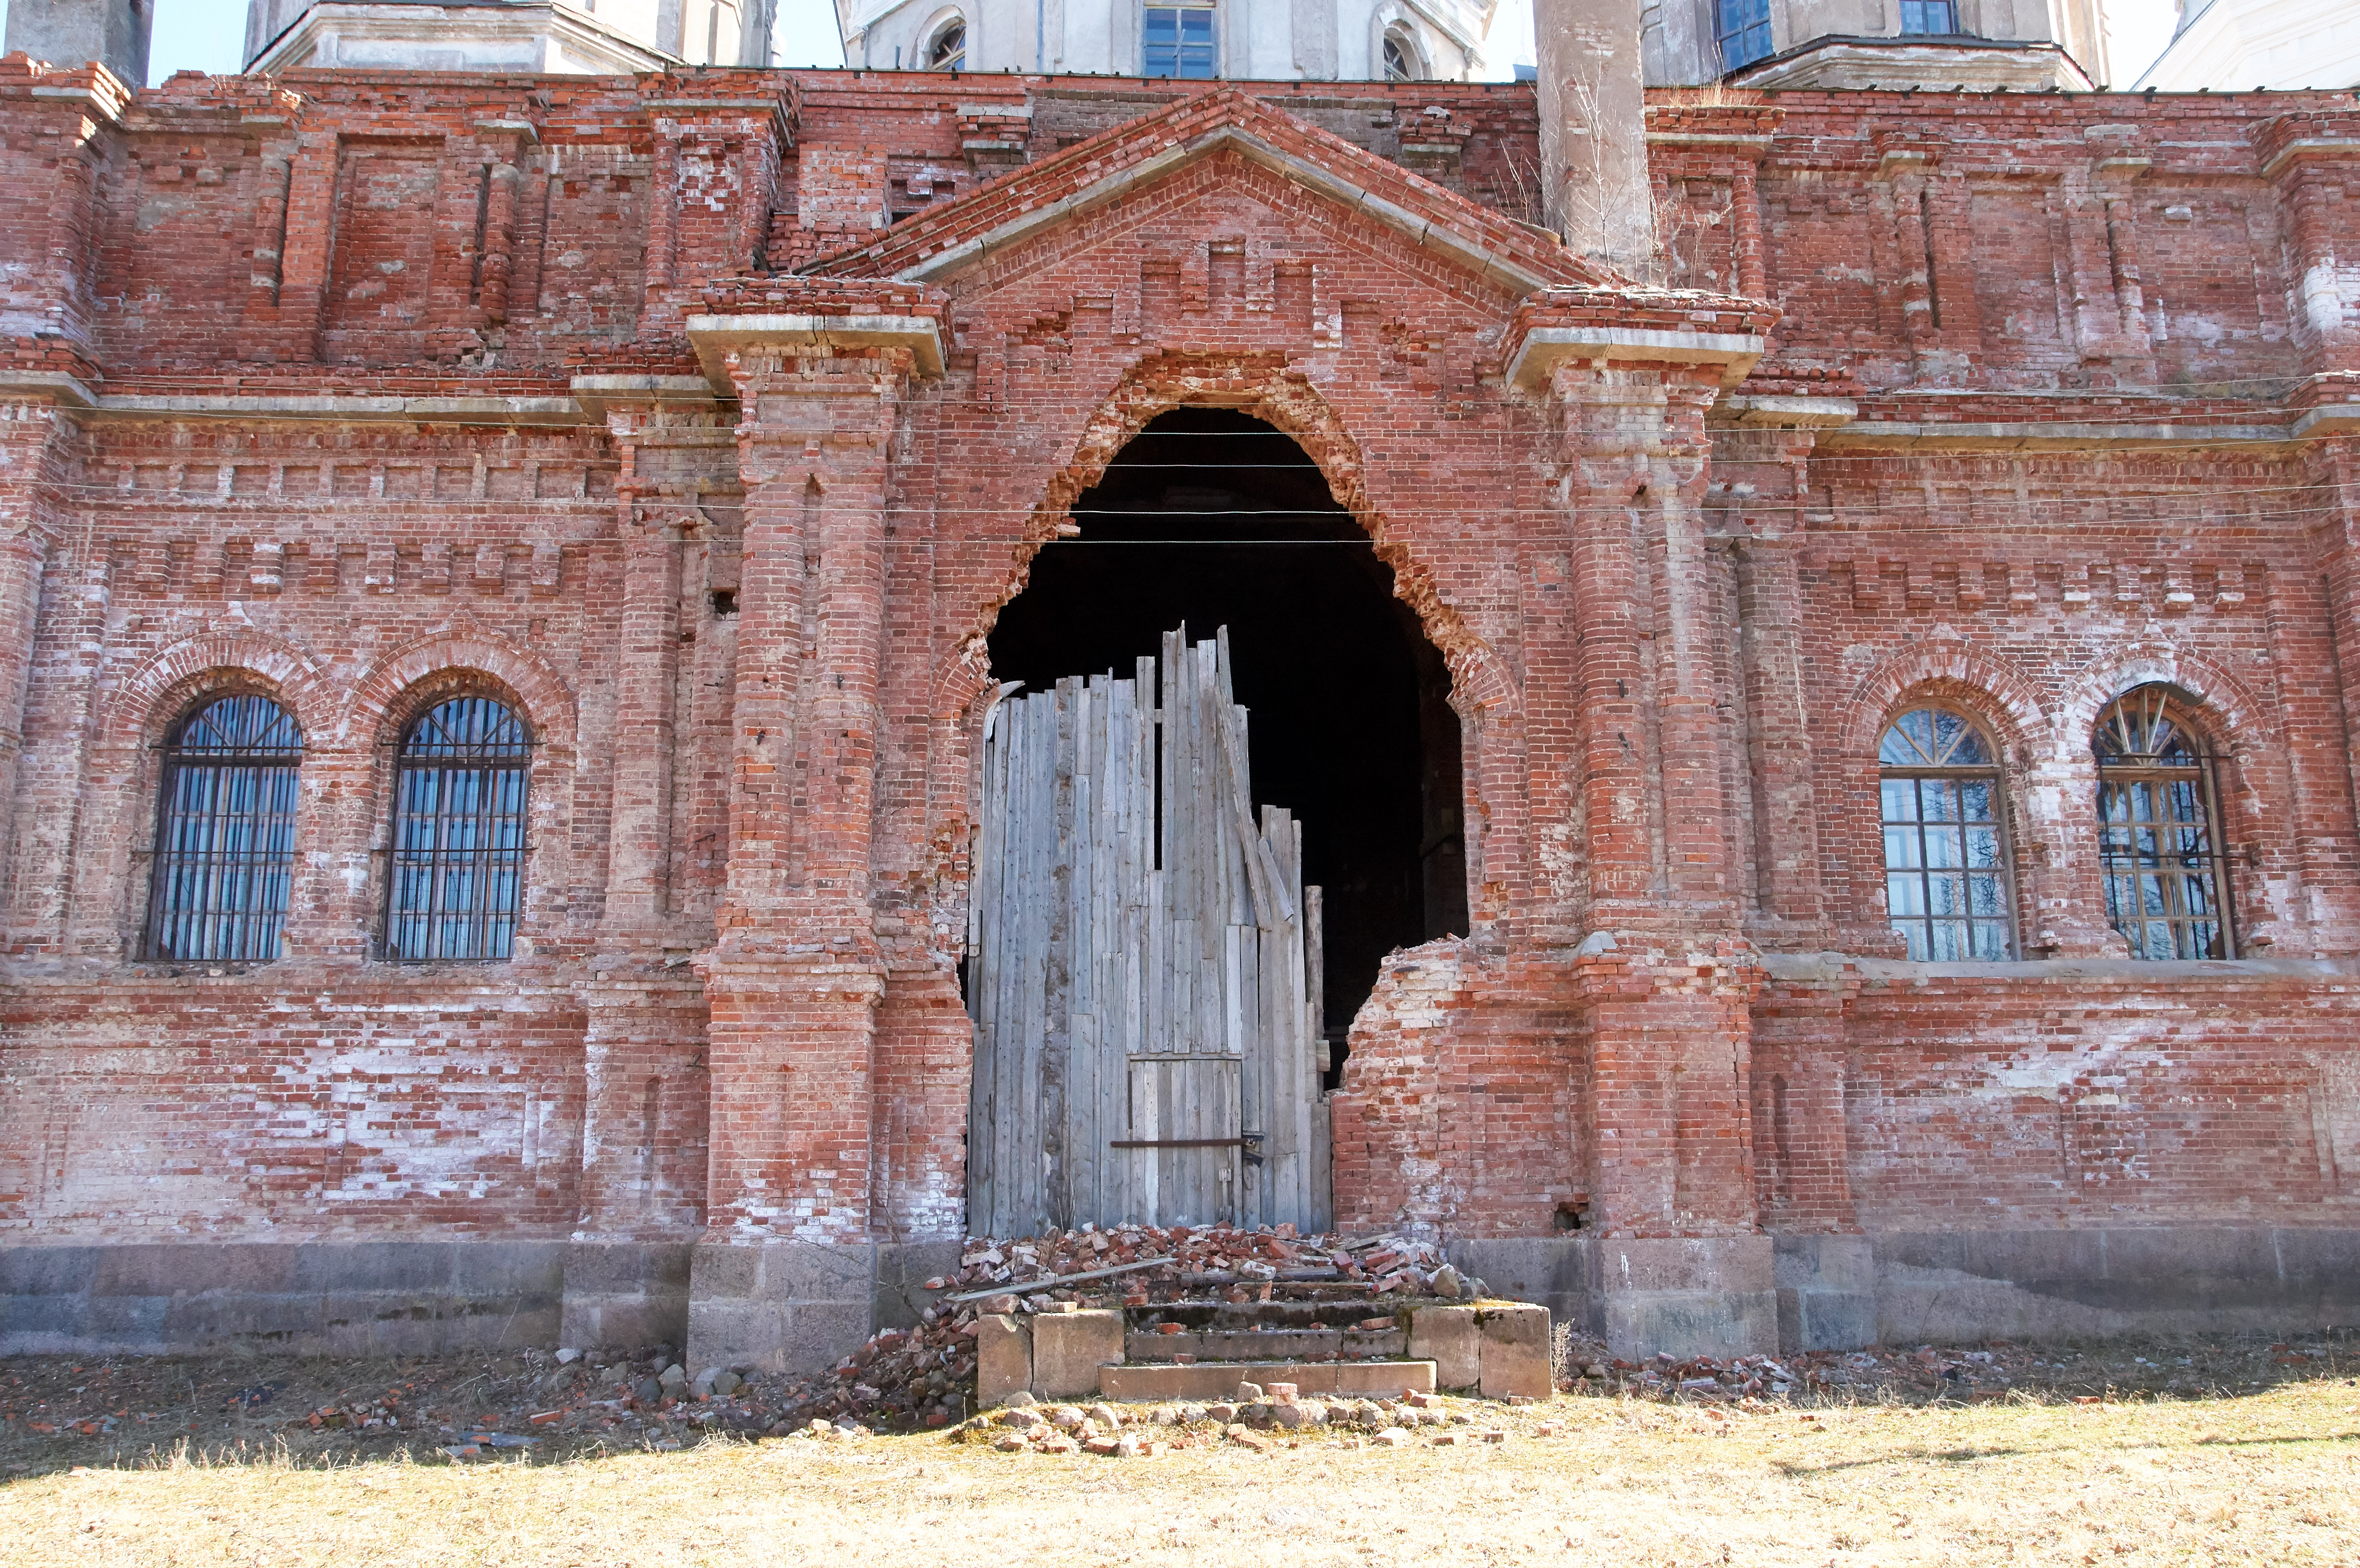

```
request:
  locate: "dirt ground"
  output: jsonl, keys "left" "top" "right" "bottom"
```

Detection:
{"left": 1, "top": 1331, "right": 2357, "bottom": 1565}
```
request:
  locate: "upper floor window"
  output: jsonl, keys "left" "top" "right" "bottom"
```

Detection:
{"left": 2096, "top": 686, "right": 2235, "bottom": 960}
{"left": 1144, "top": 3, "right": 1216, "bottom": 78}
{"left": 1382, "top": 30, "right": 1417, "bottom": 82}
{"left": 1879, "top": 706, "right": 2014, "bottom": 961}
{"left": 144, "top": 694, "right": 304, "bottom": 962}
{"left": 386, "top": 695, "right": 530, "bottom": 962}
{"left": 1898, "top": 0, "right": 1957, "bottom": 34}
{"left": 1716, "top": 0, "right": 1773, "bottom": 71}
{"left": 927, "top": 18, "right": 965, "bottom": 69}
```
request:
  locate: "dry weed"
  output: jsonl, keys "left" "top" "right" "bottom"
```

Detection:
{"left": 4, "top": 1378, "right": 2356, "bottom": 1565}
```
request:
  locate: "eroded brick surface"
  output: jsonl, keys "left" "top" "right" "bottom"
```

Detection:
{"left": 0, "top": 53, "right": 2356, "bottom": 1343}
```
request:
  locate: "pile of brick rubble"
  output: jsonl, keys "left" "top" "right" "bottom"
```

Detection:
{"left": 740, "top": 1223, "right": 1487, "bottom": 1435}
{"left": 936, "top": 1382, "right": 1544, "bottom": 1457}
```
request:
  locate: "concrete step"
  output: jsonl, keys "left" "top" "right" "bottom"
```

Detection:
{"left": 1098, "top": 1359, "right": 1437, "bottom": 1402}
{"left": 1127, "top": 1326, "right": 1408, "bottom": 1361}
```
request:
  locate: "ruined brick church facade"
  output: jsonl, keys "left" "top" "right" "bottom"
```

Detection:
{"left": 3, "top": 25, "right": 2358, "bottom": 1369}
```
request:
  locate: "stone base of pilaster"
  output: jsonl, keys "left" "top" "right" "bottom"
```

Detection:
{"left": 1771, "top": 1232, "right": 1879, "bottom": 1352}
{"left": 1585, "top": 1234, "right": 1779, "bottom": 1360}
{"left": 683, "top": 1236, "right": 962, "bottom": 1377}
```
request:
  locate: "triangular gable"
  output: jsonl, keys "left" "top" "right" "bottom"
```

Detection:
{"left": 798, "top": 86, "right": 1609, "bottom": 295}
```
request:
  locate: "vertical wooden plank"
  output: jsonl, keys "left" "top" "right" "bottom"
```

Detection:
{"left": 1156, "top": 628, "right": 1180, "bottom": 1060}
{"left": 1070, "top": 676, "right": 1098, "bottom": 1228}
{"left": 1016, "top": 690, "right": 1057, "bottom": 1232}
{"left": 1046, "top": 678, "right": 1081, "bottom": 1229}
{"left": 966, "top": 710, "right": 1003, "bottom": 1234}
{"left": 988, "top": 693, "right": 1032, "bottom": 1236}
{"left": 1258, "top": 803, "right": 1290, "bottom": 1230}
{"left": 1104, "top": 673, "right": 1133, "bottom": 1225}
{"left": 1286, "top": 811, "right": 1314, "bottom": 1232}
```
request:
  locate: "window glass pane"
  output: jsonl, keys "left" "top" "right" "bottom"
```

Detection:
{"left": 1967, "top": 872, "right": 2004, "bottom": 916}
{"left": 1957, "top": 779, "right": 1994, "bottom": 823}
{"left": 1921, "top": 781, "right": 1960, "bottom": 824}
{"left": 1922, "top": 826, "right": 1962, "bottom": 868}
{"left": 1880, "top": 710, "right": 1934, "bottom": 765}
{"left": 1885, "top": 872, "right": 1926, "bottom": 918}
{"left": 1881, "top": 778, "right": 1918, "bottom": 821}
{"left": 1884, "top": 827, "right": 1921, "bottom": 869}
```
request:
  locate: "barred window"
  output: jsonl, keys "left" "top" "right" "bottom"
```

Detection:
{"left": 385, "top": 695, "right": 530, "bottom": 961}
{"left": 1879, "top": 707, "right": 2015, "bottom": 961}
{"left": 2097, "top": 685, "right": 2235, "bottom": 960}
{"left": 144, "top": 694, "right": 304, "bottom": 961}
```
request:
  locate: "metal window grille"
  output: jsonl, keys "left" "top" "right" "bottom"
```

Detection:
{"left": 385, "top": 696, "right": 530, "bottom": 962}
{"left": 1716, "top": 0, "right": 1773, "bottom": 70}
{"left": 1898, "top": 0, "right": 1958, "bottom": 34}
{"left": 2096, "top": 685, "right": 2235, "bottom": 960}
{"left": 1879, "top": 707, "right": 2015, "bottom": 961}
{"left": 143, "top": 695, "right": 304, "bottom": 961}
{"left": 1143, "top": 4, "right": 1216, "bottom": 78}
{"left": 1383, "top": 34, "right": 1414, "bottom": 82}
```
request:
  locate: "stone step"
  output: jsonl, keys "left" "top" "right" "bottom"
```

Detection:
{"left": 1127, "top": 1326, "right": 1408, "bottom": 1361}
{"left": 1126, "top": 1298, "right": 1404, "bottom": 1332}
{"left": 1098, "top": 1359, "right": 1438, "bottom": 1402}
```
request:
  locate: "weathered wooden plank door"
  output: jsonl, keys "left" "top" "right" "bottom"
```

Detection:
{"left": 967, "top": 627, "right": 1328, "bottom": 1235}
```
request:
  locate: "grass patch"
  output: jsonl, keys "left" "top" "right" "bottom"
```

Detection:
{"left": 5, "top": 1378, "right": 2357, "bottom": 1565}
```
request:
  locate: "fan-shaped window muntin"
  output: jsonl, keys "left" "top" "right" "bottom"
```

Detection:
{"left": 2096, "top": 685, "right": 2235, "bottom": 960}
{"left": 385, "top": 695, "right": 531, "bottom": 962}
{"left": 144, "top": 693, "right": 305, "bottom": 962}
{"left": 926, "top": 18, "right": 964, "bottom": 70}
{"left": 1879, "top": 706, "right": 2014, "bottom": 961}
{"left": 1382, "top": 30, "right": 1417, "bottom": 82}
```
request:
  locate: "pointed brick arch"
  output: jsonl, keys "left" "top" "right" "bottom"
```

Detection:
{"left": 970, "top": 351, "right": 1505, "bottom": 687}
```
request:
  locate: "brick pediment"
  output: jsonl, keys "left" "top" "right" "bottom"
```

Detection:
{"left": 794, "top": 86, "right": 1609, "bottom": 297}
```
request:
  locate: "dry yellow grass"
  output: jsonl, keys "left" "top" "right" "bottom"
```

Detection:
{"left": 5, "top": 1382, "right": 2357, "bottom": 1566}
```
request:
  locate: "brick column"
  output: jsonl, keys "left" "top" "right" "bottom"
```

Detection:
{"left": 686, "top": 317, "right": 926, "bottom": 1374}
{"left": 1550, "top": 362, "right": 1775, "bottom": 1358}
{"left": 0, "top": 522, "right": 49, "bottom": 906}
{"left": 2264, "top": 124, "right": 2360, "bottom": 378}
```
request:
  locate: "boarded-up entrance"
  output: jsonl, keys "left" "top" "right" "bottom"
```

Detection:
{"left": 967, "top": 628, "right": 1330, "bottom": 1234}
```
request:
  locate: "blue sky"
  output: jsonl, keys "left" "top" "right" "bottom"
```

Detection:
{"left": 0, "top": 0, "right": 2175, "bottom": 91}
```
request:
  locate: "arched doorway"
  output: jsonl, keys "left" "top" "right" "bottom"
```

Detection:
{"left": 968, "top": 406, "right": 1467, "bottom": 1231}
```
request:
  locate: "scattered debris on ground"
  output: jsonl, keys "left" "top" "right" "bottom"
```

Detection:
{"left": 1551, "top": 1328, "right": 2359, "bottom": 1408}
{"left": 749, "top": 1223, "right": 1475, "bottom": 1434}
{"left": 3, "top": 1218, "right": 2351, "bottom": 1475}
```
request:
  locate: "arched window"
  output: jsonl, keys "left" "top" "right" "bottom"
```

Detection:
{"left": 1879, "top": 706, "right": 2014, "bottom": 960}
{"left": 386, "top": 695, "right": 530, "bottom": 961}
{"left": 926, "top": 18, "right": 965, "bottom": 69}
{"left": 2096, "top": 685, "right": 2234, "bottom": 960}
{"left": 144, "top": 694, "right": 304, "bottom": 961}
{"left": 1382, "top": 29, "right": 1417, "bottom": 82}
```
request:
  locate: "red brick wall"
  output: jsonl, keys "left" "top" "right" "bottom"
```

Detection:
{"left": 1, "top": 53, "right": 2356, "bottom": 1272}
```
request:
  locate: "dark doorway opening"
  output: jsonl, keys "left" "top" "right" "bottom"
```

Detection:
{"left": 987, "top": 408, "right": 1467, "bottom": 1083}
